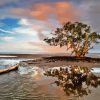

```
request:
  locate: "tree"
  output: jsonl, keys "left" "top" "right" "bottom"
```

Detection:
{"left": 44, "top": 22, "right": 100, "bottom": 57}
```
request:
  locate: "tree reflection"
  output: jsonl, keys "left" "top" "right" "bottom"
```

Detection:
{"left": 44, "top": 66, "right": 100, "bottom": 97}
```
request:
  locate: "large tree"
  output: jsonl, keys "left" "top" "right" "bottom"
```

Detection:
{"left": 44, "top": 22, "right": 100, "bottom": 57}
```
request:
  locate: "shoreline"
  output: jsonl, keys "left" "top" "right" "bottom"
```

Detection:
{"left": 0, "top": 54, "right": 100, "bottom": 68}
{"left": 20, "top": 56, "right": 100, "bottom": 68}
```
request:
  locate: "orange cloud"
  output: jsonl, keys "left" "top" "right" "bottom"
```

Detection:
{"left": 10, "top": 2, "right": 80, "bottom": 53}
{"left": 31, "top": 3, "right": 51, "bottom": 21}
{"left": 55, "top": 2, "right": 80, "bottom": 23}
{"left": 11, "top": 8, "right": 30, "bottom": 17}
{"left": 29, "top": 42, "right": 71, "bottom": 53}
{"left": 44, "top": 46, "right": 67, "bottom": 53}
{"left": 10, "top": 2, "right": 80, "bottom": 24}
{"left": 30, "top": 2, "right": 80, "bottom": 23}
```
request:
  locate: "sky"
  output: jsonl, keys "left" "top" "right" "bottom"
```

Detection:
{"left": 0, "top": 0, "right": 100, "bottom": 54}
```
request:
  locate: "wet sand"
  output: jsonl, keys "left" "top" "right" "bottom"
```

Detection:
{"left": 20, "top": 56, "right": 100, "bottom": 68}
{"left": 34, "top": 60, "right": 100, "bottom": 68}
{"left": 0, "top": 54, "right": 100, "bottom": 68}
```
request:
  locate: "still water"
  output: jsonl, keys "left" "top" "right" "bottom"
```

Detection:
{"left": 0, "top": 59, "right": 100, "bottom": 100}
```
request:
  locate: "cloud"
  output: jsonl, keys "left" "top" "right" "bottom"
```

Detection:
{"left": 10, "top": 8, "right": 31, "bottom": 18}
{"left": 0, "top": 41, "right": 43, "bottom": 53}
{"left": 1, "top": 0, "right": 100, "bottom": 53}
{"left": 18, "top": 18, "right": 32, "bottom": 26}
{"left": 0, "top": 36, "right": 15, "bottom": 42}
{"left": 0, "top": 0, "right": 19, "bottom": 5}
{"left": 29, "top": 42, "right": 71, "bottom": 53}
{"left": 12, "top": 27, "right": 38, "bottom": 36}
{"left": 30, "top": 2, "right": 80, "bottom": 23}
{"left": 11, "top": 18, "right": 51, "bottom": 41}
{"left": 0, "top": 28, "right": 15, "bottom": 34}
{"left": 0, "top": 1, "right": 80, "bottom": 35}
{"left": 0, "top": 18, "right": 48, "bottom": 43}
{"left": 0, "top": 1, "right": 80, "bottom": 53}
{"left": 8, "top": 1, "right": 81, "bottom": 45}
{"left": 79, "top": 0, "right": 100, "bottom": 32}
{"left": 8, "top": 2, "right": 80, "bottom": 24}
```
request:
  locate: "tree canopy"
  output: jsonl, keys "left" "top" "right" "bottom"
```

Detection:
{"left": 44, "top": 22, "right": 100, "bottom": 57}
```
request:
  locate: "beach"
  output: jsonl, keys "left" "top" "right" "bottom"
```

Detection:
{"left": 0, "top": 54, "right": 100, "bottom": 68}
{"left": 0, "top": 54, "right": 100, "bottom": 100}
{"left": 18, "top": 54, "right": 100, "bottom": 68}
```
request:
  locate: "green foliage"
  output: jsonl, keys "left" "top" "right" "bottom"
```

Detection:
{"left": 44, "top": 22, "right": 100, "bottom": 57}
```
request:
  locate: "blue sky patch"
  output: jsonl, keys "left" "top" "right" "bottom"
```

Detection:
{"left": 0, "top": 17, "right": 20, "bottom": 30}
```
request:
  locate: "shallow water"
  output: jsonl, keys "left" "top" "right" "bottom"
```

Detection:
{"left": 0, "top": 59, "right": 100, "bottom": 100}
{"left": 92, "top": 68, "right": 100, "bottom": 73}
{"left": 0, "top": 55, "right": 17, "bottom": 58}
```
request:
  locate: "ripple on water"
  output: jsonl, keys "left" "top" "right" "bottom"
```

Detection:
{"left": 0, "top": 59, "right": 100, "bottom": 100}
{"left": 0, "top": 64, "right": 62, "bottom": 100}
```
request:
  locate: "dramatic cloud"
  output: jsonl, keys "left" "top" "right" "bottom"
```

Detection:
{"left": 0, "top": 0, "right": 100, "bottom": 53}
{"left": 30, "top": 2, "right": 80, "bottom": 23}
{"left": 11, "top": 18, "right": 49, "bottom": 41}
{"left": 9, "top": 2, "right": 80, "bottom": 23}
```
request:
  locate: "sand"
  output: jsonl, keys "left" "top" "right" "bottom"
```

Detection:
{"left": 20, "top": 57, "right": 100, "bottom": 69}
{"left": 0, "top": 54, "right": 100, "bottom": 68}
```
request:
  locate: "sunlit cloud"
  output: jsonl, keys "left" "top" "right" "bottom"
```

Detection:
{"left": 18, "top": 18, "right": 32, "bottom": 26}
{"left": 31, "top": 2, "right": 80, "bottom": 23}
{"left": 29, "top": 42, "right": 71, "bottom": 53}
{"left": 12, "top": 27, "right": 38, "bottom": 36}
{"left": 10, "top": 2, "right": 80, "bottom": 23}
{"left": 11, "top": 18, "right": 48, "bottom": 41}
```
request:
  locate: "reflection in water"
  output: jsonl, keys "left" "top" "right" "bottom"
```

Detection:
{"left": 44, "top": 66, "right": 100, "bottom": 98}
{"left": 0, "top": 59, "right": 100, "bottom": 100}
{"left": 0, "top": 65, "right": 59, "bottom": 100}
{"left": 18, "top": 66, "right": 45, "bottom": 80}
{"left": 0, "top": 60, "right": 62, "bottom": 100}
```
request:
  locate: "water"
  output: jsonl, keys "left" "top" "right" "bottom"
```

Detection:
{"left": 0, "top": 59, "right": 100, "bottom": 100}
{"left": 92, "top": 68, "right": 100, "bottom": 73}
{"left": 0, "top": 59, "right": 20, "bottom": 70}
{"left": 0, "top": 55, "right": 17, "bottom": 58}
